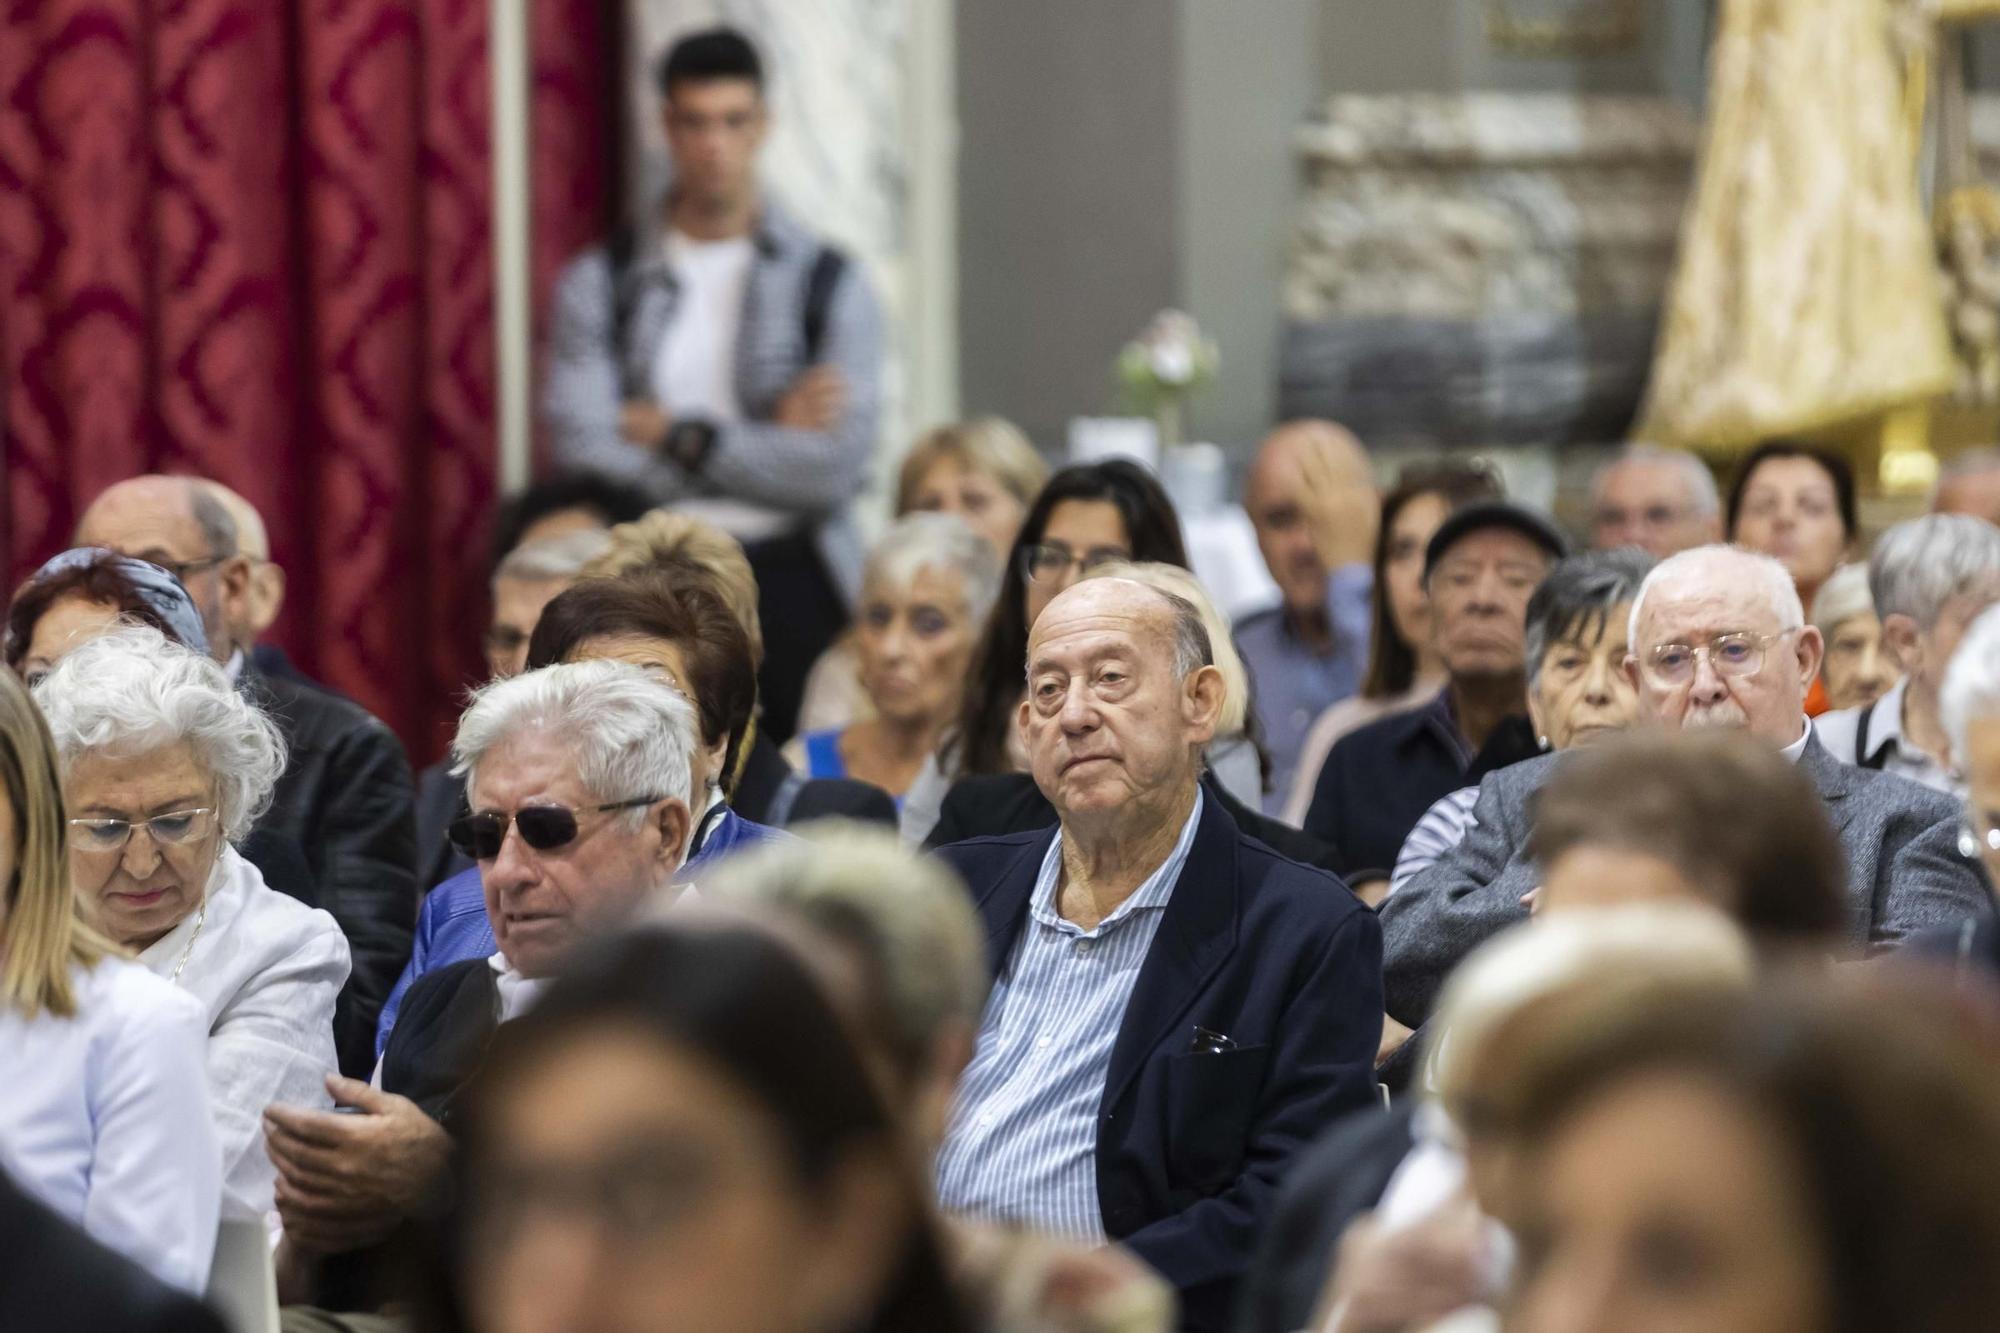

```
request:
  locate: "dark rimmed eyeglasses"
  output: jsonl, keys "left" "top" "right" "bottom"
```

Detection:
{"left": 447, "top": 796, "right": 662, "bottom": 861}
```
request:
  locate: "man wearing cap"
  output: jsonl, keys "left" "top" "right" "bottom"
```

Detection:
{"left": 1302, "top": 503, "right": 1565, "bottom": 891}
{"left": 1379, "top": 544, "right": 1987, "bottom": 1026}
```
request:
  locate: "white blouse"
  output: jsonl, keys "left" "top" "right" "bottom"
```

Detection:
{"left": 0, "top": 956, "right": 221, "bottom": 1294}
{"left": 139, "top": 846, "right": 350, "bottom": 1221}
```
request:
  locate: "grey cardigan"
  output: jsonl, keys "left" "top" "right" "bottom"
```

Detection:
{"left": 540, "top": 198, "right": 883, "bottom": 601}
{"left": 1378, "top": 733, "right": 1989, "bottom": 1025}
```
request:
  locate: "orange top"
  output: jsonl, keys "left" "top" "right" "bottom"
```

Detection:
{"left": 1805, "top": 676, "right": 1831, "bottom": 718}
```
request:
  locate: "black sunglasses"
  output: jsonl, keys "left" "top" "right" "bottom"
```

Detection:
{"left": 448, "top": 796, "right": 662, "bottom": 861}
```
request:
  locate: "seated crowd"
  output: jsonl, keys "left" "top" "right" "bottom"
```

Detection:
{"left": 7, "top": 418, "right": 2000, "bottom": 1333}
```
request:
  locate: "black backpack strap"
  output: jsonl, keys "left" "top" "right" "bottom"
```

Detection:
{"left": 801, "top": 245, "right": 847, "bottom": 363}
{"left": 605, "top": 223, "right": 642, "bottom": 396}
{"left": 1855, "top": 698, "right": 1887, "bottom": 770}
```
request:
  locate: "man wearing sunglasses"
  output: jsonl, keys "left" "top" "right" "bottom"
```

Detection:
{"left": 1378, "top": 543, "right": 1987, "bottom": 1028}
{"left": 261, "top": 660, "right": 696, "bottom": 1305}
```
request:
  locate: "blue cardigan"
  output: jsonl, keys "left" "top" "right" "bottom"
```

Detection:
{"left": 374, "top": 806, "right": 786, "bottom": 1056}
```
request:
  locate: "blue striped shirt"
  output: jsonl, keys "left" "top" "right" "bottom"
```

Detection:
{"left": 934, "top": 790, "right": 1205, "bottom": 1240}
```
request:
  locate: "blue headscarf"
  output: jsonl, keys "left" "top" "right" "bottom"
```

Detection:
{"left": 12, "top": 547, "right": 210, "bottom": 659}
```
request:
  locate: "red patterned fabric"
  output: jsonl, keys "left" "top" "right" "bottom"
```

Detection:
{"left": 0, "top": 1, "right": 611, "bottom": 760}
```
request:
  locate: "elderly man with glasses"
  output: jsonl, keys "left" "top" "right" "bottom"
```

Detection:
{"left": 261, "top": 660, "right": 696, "bottom": 1310}
{"left": 1378, "top": 544, "right": 1987, "bottom": 1026}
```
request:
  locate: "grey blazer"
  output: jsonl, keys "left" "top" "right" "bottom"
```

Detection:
{"left": 1378, "top": 734, "right": 1988, "bottom": 1025}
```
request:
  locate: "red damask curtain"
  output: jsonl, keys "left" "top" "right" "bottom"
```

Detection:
{"left": 0, "top": 1, "right": 614, "bottom": 760}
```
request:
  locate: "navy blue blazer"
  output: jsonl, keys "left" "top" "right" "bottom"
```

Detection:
{"left": 935, "top": 794, "right": 1385, "bottom": 1332}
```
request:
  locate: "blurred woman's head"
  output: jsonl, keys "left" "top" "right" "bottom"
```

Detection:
{"left": 854, "top": 515, "right": 1001, "bottom": 737}
{"left": 1527, "top": 729, "right": 1847, "bottom": 950}
{"left": 0, "top": 665, "right": 111, "bottom": 1020}
{"left": 953, "top": 461, "right": 1187, "bottom": 776}
{"left": 1943, "top": 603, "right": 2000, "bottom": 885}
{"left": 1810, "top": 563, "right": 1895, "bottom": 712}
{"left": 1726, "top": 442, "right": 1856, "bottom": 608}
{"left": 1494, "top": 974, "right": 2000, "bottom": 1333}
{"left": 895, "top": 418, "right": 1048, "bottom": 556}
{"left": 526, "top": 574, "right": 756, "bottom": 800}
{"left": 431, "top": 922, "right": 968, "bottom": 1333}
{"left": 1362, "top": 461, "right": 1505, "bottom": 699}
{"left": 1520, "top": 550, "right": 1651, "bottom": 752}
{"left": 583, "top": 511, "right": 765, "bottom": 667}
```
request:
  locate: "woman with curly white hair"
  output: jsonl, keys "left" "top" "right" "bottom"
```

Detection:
{"left": 34, "top": 626, "right": 350, "bottom": 1222}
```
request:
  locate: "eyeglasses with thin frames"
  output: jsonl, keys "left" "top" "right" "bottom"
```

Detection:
{"left": 1018, "top": 543, "right": 1130, "bottom": 586}
{"left": 68, "top": 808, "right": 218, "bottom": 854}
{"left": 1636, "top": 629, "right": 1796, "bottom": 688}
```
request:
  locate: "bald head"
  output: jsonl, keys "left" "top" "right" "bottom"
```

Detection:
{"left": 201, "top": 481, "right": 284, "bottom": 642}
{"left": 1020, "top": 577, "right": 1222, "bottom": 825}
{"left": 1626, "top": 544, "right": 1819, "bottom": 748}
{"left": 1246, "top": 420, "right": 1376, "bottom": 612}
{"left": 75, "top": 475, "right": 248, "bottom": 661}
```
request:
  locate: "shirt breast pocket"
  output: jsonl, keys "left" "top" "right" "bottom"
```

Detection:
{"left": 1164, "top": 1043, "right": 1270, "bottom": 1192}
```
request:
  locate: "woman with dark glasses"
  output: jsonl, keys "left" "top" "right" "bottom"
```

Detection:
{"left": 32, "top": 626, "right": 349, "bottom": 1225}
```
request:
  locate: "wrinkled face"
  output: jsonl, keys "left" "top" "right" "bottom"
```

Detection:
{"left": 1507, "top": 1072, "right": 1831, "bottom": 1333}
{"left": 1022, "top": 500, "right": 1132, "bottom": 628}
{"left": 568, "top": 634, "right": 722, "bottom": 796}
{"left": 1819, "top": 612, "right": 1895, "bottom": 713}
{"left": 1961, "top": 717, "right": 2000, "bottom": 885}
{"left": 855, "top": 568, "right": 977, "bottom": 729}
{"left": 662, "top": 79, "right": 767, "bottom": 210}
{"left": 64, "top": 742, "right": 223, "bottom": 951}
{"left": 469, "top": 730, "right": 687, "bottom": 978}
{"left": 1914, "top": 588, "right": 2000, "bottom": 698}
{"left": 75, "top": 481, "right": 244, "bottom": 661}
{"left": 20, "top": 594, "right": 124, "bottom": 686}
{"left": 1536, "top": 845, "right": 1715, "bottom": 918}
{"left": 1385, "top": 492, "right": 1451, "bottom": 660}
{"left": 906, "top": 457, "right": 1027, "bottom": 556}
{"left": 1019, "top": 581, "right": 1214, "bottom": 819}
{"left": 486, "top": 576, "right": 572, "bottom": 680}
{"left": 1629, "top": 575, "right": 1818, "bottom": 747}
{"left": 1592, "top": 461, "right": 1717, "bottom": 559}
{"left": 464, "top": 1026, "right": 888, "bottom": 1333}
{"left": 1529, "top": 603, "right": 1637, "bottom": 752}
{"left": 1427, "top": 529, "right": 1549, "bottom": 682}
{"left": 1730, "top": 458, "right": 1847, "bottom": 598}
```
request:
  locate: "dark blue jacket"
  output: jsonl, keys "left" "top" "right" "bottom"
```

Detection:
{"left": 934, "top": 795, "right": 1384, "bottom": 1332}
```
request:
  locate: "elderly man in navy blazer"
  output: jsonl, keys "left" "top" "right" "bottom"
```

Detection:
{"left": 932, "top": 577, "right": 1383, "bottom": 1331}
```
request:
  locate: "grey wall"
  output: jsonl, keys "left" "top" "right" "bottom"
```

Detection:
{"left": 955, "top": 0, "right": 1179, "bottom": 451}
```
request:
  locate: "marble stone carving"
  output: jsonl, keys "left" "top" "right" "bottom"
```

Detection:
{"left": 1280, "top": 93, "right": 1698, "bottom": 449}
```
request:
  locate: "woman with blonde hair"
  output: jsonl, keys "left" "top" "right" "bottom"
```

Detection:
{"left": 0, "top": 664, "right": 220, "bottom": 1293}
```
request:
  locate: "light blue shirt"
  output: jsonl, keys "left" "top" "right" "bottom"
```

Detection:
{"left": 1234, "top": 564, "right": 1374, "bottom": 814}
{"left": 935, "top": 789, "right": 1205, "bottom": 1240}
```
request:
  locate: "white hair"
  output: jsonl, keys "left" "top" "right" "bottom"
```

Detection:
{"left": 1593, "top": 443, "right": 1721, "bottom": 517}
{"left": 33, "top": 626, "right": 286, "bottom": 842}
{"left": 1940, "top": 446, "right": 2000, "bottom": 484}
{"left": 1810, "top": 562, "right": 1875, "bottom": 631}
{"left": 1628, "top": 544, "right": 1804, "bottom": 647}
{"left": 1868, "top": 514, "right": 2000, "bottom": 629}
{"left": 1427, "top": 905, "right": 1756, "bottom": 1105}
{"left": 452, "top": 660, "right": 696, "bottom": 815}
{"left": 862, "top": 512, "right": 1003, "bottom": 628}
{"left": 1942, "top": 603, "right": 2000, "bottom": 762}
{"left": 495, "top": 528, "right": 614, "bottom": 583}
{"left": 701, "top": 822, "right": 990, "bottom": 1053}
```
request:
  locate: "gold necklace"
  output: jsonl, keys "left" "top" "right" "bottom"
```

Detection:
{"left": 169, "top": 901, "right": 208, "bottom": 985}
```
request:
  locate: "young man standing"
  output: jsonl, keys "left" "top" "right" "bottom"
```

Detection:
{"left": 542, "top": 26, "right": 883, "bottom": 741}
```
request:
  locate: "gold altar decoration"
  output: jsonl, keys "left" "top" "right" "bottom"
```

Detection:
{"left": 1637, "top": 0, "right": 1955, "bottom": 454}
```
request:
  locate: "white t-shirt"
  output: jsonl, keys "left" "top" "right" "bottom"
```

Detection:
{"left": 651, "top": 229, "right": 755, "bottom": 422}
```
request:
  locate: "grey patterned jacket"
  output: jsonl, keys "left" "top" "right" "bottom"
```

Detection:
{"left": 540, "top": 198, "right": 883, "bottom": 599}
{"left": 1378, "top": 733, "right": 1990, "bottom": 1026}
